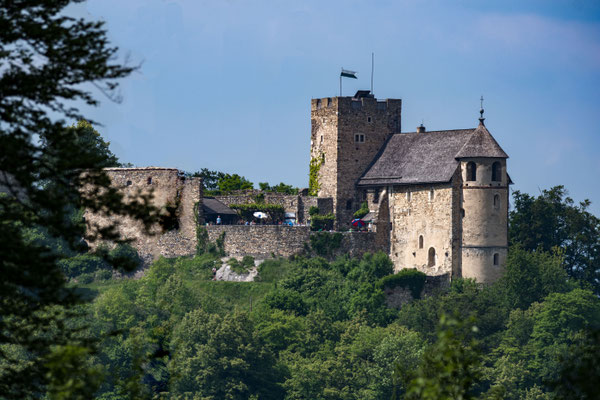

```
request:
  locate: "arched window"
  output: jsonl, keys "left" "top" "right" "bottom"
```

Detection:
{"left": 466, "top": 162, "right": 476, "bottom": 181}
{"left": 147, "top": 177, "right": 152, "bottom": 185}
{"left": 493, "top": 194, "right": 500, "bottom": 210}
{"left": 491, "top": 162, "right": 501, "bottom": 182}
{"left": 428, "top": 247, "right": 436, "bottom": 267}
{"left": 419, "top": 235, "right": 424, "bottom": 249}
{"left": 493, "top": 253, "right": 499, "bottom": 266}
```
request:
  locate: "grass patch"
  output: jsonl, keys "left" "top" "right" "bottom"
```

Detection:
{"left": 257, "top": 258, "right": 294, "bottom": 282}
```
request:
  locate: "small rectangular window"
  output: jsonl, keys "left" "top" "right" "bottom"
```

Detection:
{"left": 354, "top": 134, "right": 365, "bottom": 143}
{"left": 373, "top": 189, "right": 380, "bottom": 204}
{"left": 346, "top": 199, "right": 353, "bottom": 210}
{"left": 406, "top": 191, "right": 411, "bottom": 201}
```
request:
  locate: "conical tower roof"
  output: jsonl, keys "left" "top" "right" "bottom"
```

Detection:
{"left": 455, "top": 121, "right": 508, "bottom": 159}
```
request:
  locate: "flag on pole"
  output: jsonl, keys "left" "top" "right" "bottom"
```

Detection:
{"left": 340, "top": 69, "right": 358, "bottom": 79}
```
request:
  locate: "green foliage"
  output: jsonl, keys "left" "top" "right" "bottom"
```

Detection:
{"left": 189, "top": 168, "right": 225, "bottom": 192}
{"left": 217, "top": 173, "right": 254, "bottom": 193}
{"left": 44, "top": 345, "right": 103, "bottom": 400}
{"left": 228, "top": 257, "right": 253, "bottom": 274}
{"left": 59, "top": 254, "right": 109, "bottom": 278}
{"left": 308, "top": 205, "right": 320, "bottom": 216}
{"left": 377, "top": 269, "right": 427, "bottom": 299}
{"left": 309, "top": 232, "right": 343, "bottom": 256}
{"left": 353, "top": 201, "right": 369, "bottom": 219}
{"left": 230, "top": 203, "right": 285, "bottom": 222}
{"left": 402, "top": 315, "right": 482, "bottom": 400}
{"left": 66, "top": 120, "right": 120, "bottom": 168}
{"left": 169, "top": 309, "right": 285, "bottom": 398}
{"left": 310, "top": 213, "right": 335, "bottom": 231}
{"left": 510, "top": 186, "right": 600, "bottom": 294}
{"left": 308, "top": 156, "right": 323, "bottom": 196}
{"left": 107, "top": 243, "right": 142, "bottom": 272}
{"left": 258, "top": 182, "right": 299, "bottom": 194}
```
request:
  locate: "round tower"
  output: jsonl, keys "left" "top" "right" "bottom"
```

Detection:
{"left": 456, "top": 113, "right": 509, "bottom": 283}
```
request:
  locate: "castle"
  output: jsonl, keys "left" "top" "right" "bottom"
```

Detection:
{"left": 87, "top": 91, "right": 509, "bottom": 284}
{"left": 310, "top": 91, "right": 509, "bottom": 283}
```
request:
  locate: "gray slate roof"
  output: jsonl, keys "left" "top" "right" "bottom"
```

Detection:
{"left": 358, "top": 123, "right": 507, "bottom": 186}
{"left": 203, "top": 197, "right": 237, "bottom": 215}
{"left": 454, "top": 123, "right": 508, "bottom": 159}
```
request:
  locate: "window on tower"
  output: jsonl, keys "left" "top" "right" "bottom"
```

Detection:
{"left": 493, "top": 253, "right": 499, "bottom": 265}
{"left": 354, "top": 134, "right": 365, "bottom": 143}
{"left": 493, "top": 194, "right": 500, "bottom": 210}
{"left": 428, "top": 247, "right": 436, "bottom": 267}
{"left": 491, "top": 162, "right": 501, "bottom": 182}
{"left": 466, "top": 162, "right": 477, "bottom": 181}
{"left": 419, "top": 235, "right": 424, "bottom": 249}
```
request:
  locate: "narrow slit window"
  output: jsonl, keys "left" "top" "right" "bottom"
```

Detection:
{"left": 493, "top": 194, "right": 500, "bottom": 209}
{"left": 419, "top": 235, "right": 424, "bottom": 249}
{"left": 147, "top": 177, "right": 152, "bottom": 185}
{"left": 429, "top": 188, "right": 435, "bottom": 201}
{"left": 493, "top": 253, "right": 499, "bottom": 266}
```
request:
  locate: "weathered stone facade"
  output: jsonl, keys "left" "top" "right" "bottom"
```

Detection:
{"left": 84, "top": 167, "right": 202, "bottom": 263}
{"left": 206, "top": 225, "right": 380, "bottom": 259}
{"left": 311, "top": 95, "right": 402, "bottom": 228}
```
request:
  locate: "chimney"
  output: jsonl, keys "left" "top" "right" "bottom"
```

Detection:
{"left": 416, "top": 124, "right": 426, "bottom": 133}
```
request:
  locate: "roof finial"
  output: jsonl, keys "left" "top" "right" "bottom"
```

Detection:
{"left": 479, "top": 95, "right": 485, "bottom": 125}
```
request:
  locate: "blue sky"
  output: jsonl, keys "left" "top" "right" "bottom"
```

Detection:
{"left": 72, "top": 0, "right": 600, "bottom": 215}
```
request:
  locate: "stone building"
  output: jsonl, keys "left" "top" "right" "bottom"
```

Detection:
{"left": 311, "top": 92, "right": 509, "bottom": 283}
{"left": 84, "top": 167, "right": 203, "bottom": 262}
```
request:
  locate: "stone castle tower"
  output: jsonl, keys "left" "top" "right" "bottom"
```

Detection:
{"left": 455, "top": 116, "right": 509, "bottom": 282}
{"left": 310, "top": 92, "right": 402, "bottom": 227}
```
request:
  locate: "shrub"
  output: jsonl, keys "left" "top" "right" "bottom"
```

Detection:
{"left": 59, "top": 254, "right": 108, "bottom": 278}
{"left": 77, "top": 273, "right": 94, "bottom": 284}
{"left": 241, "top": 256, "right": 255, "bottom": 268}
{"left": 353, "top": 201, "right": 369, "bottom": 219}
{"left": 94, "top": 269, "right": 113, "bottom": 281}
{"left": 308, "top": 206, "right": 320, "bottom": 216}
{"left": 108, "top": 243, "right": 142, "bottom": 272}
{"left": 377, "top": 269, "right": 427, "bottom": 299}
{"left": 228, "top": 258, "right": 250, "bottom": 274}
{"left": 310, "top": 232, "right": 343, "bottom": 257}
{"left": 310, "top": 213, "right": 335, "bottom": 231}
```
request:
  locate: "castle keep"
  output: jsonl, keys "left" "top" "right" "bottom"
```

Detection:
{"left": 87, "top": 92, "right": 509, "bottom": 284}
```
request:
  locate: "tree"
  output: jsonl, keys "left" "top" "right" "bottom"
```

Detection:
{"left": 510, "top": 186, "right": 600, "bottom": 294}
{"left": 0, "top": 1, "right": 157, "bottom": 397}
{"left": 402, "top": 315, "right": 482, "bottom": 400}
{"left": 218, "top": 173, "right": 254, "bottom": 192}
{"left": 169, "top": 309, "right": 285, "bottom": 399}
{"left": 190, "top": 168, "right": 225, "bottom": 192}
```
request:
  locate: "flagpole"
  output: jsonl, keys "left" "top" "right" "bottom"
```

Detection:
{"left": 340, "top": 68, "right": 342, "bottom": 97}
{"left": 371, "top": 53, "right": 374, "bottom": 94}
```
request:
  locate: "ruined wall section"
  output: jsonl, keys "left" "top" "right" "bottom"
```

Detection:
{"left": 389, "top": 184, "right": 455, "bottom": 276}
{"left": 84, "top": 168, "right": 202, "bottom": 263}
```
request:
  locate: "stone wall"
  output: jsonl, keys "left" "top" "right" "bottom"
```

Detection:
{"left": 205, "top": 225, "right": 380, "bottom": 259}
{"left": 388, "top": 183, "right": 455, "bottom": 276}
{"left": 206, "top": 225, "right": 311, "bottom": 258}
{"left": 84, "top": 167, "right": 202, "bottom": 264}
